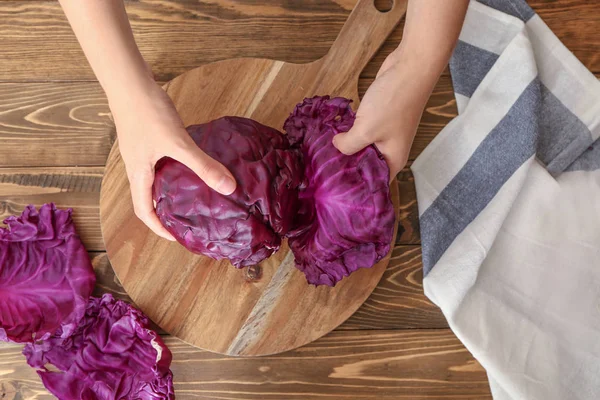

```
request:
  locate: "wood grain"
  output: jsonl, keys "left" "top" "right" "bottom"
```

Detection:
{"left": 0, "top": 77, "right": 454, "bottom": 168}
{"left": 0, "top": 0, "right": 598, "bottom": 83}
{"left": 90, "top": 245, "right": 450, "bottom": 331}
{"left": 342, "top": 246, "right": 446, "bottom": 329}
{"left": 0, "top": 83, "right": 114, "bottom": 167}
{"left": 0, "top": 329, "right": 491, "bottom": 400}
{"left": 396, "top": 166, "right": 420, "bottom": 245}
{"left": 2, "top": 0, "right": 596, "bottom": 169}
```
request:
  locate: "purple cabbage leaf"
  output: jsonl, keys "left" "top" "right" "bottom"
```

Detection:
{"left": 23, "top": 294, "right": 175, "bottom": 400}
{"left": 284, "top": 96, "right": 396, "bottom": 286}
{"left": 0, "top": 203, "right": 96, "bottom": 343}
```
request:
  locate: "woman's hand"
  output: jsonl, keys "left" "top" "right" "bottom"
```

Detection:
{"left": 333, "top": 0, "right": 469, "bottom": 179}
{"left": 333, "top": 51, "right": 431, "bottom": 179}
{"left": 57, "top": 0, "right": 236, "bottom": 240}
{"left": 109, "top": 78, "right": 236, "bottom": 241}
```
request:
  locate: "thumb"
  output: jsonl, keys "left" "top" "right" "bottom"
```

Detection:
{"left": 170, "top": 140, "right": 237, "bottom": 196}
{"left": 332, "top": 121, "right": 373, "bottom": 156}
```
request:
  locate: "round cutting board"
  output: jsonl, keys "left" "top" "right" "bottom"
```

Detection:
{"left": 100, "top": 0, "right": 405, "bottom": 356}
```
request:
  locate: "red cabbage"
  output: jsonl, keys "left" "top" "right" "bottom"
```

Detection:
{"left": 152, "top": 98, "right": 395, "bottom": 287}
{"left": 153, "top": 116, "right": 304, "bottom": 267}
{"left": 23, "top": 294, "right": 175, "bottom": 400}
{"left": 0, "top": 204, "right": 96, "bottom": 343}
{"left": 284, "top": 96, "right": 395, "bottom": 286}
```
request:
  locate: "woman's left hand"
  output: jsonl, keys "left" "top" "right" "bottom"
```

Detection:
{"left": 333, "top": 50, "right": 434, "bottom": 180}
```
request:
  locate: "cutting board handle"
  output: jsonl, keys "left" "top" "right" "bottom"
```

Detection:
{"left": 321, "top": 0, "right": 408, "bottom": 83}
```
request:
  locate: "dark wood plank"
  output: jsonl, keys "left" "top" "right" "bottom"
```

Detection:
{"left": 396, "top": 164, "right": 421, "bottom": 245}
{"left": 0, "top": 167, "right": 103, "bottom": 250}
{"left": 0, "top": 0, "right": 355, "bottom": 82}
{"left": 0, "top": 0, "right": 598, "bottom": 83}
{"left": 342, "top": 245, "right": 447, "bottom": 329}
{"left": 0, "top": 329, "right": 491, "bottom": 400}
{"left": 367, "top": 0, "right": 600, "bottom": 76}
{"left": 529, "top": 0, "right": 600, "bottom": 74}
{"left": 0, "top": 75, "right": 453, "bottom": 167}
{"left": 0, "top": 166, "right": 102, "bottom": 194}
{"left": 0, "top": 83, "right": 114, "bottom": 167}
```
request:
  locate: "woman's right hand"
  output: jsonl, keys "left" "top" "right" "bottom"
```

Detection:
{"left": 109, "top": 77, "right": 237, "bottom": 241}
{"left": 56, "top": 0, "right": 236, "bottom": 240}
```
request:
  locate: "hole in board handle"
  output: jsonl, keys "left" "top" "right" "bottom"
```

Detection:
{"left": 374, "top": 0, "right": 393, "bottom": 13}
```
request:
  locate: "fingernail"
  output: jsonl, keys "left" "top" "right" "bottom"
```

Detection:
{"left": 217, "top": 176, "right": 236, "bottom": 195}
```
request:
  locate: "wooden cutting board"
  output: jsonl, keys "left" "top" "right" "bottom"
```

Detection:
{"left": 100, "top": 0, "right": 406, "bottom": 356}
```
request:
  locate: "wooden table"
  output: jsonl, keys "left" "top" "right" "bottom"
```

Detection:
{"left": 0, "top": 1, "right": 597, "bottom": 399}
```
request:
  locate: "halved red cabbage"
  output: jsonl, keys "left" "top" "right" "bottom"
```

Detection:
{"left": 0, "top": 204, "right": 96, "bottom": 343}
{"left": 284, "top": 96, "right": 395, "bottom": 286}
{"left": 23, "top": 294, "right": 175, "bottom": 400}
{"left": 153, "top": 116, "right": 304, "bottom": 267}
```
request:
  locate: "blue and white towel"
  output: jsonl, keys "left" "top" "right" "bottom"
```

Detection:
{"left": 411, "top": 1, "right": 600, "bottom": 399}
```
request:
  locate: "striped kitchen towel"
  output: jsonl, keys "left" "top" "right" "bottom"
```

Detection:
{"left": 411, "top": 0, "right": 600, "bottom": 399}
